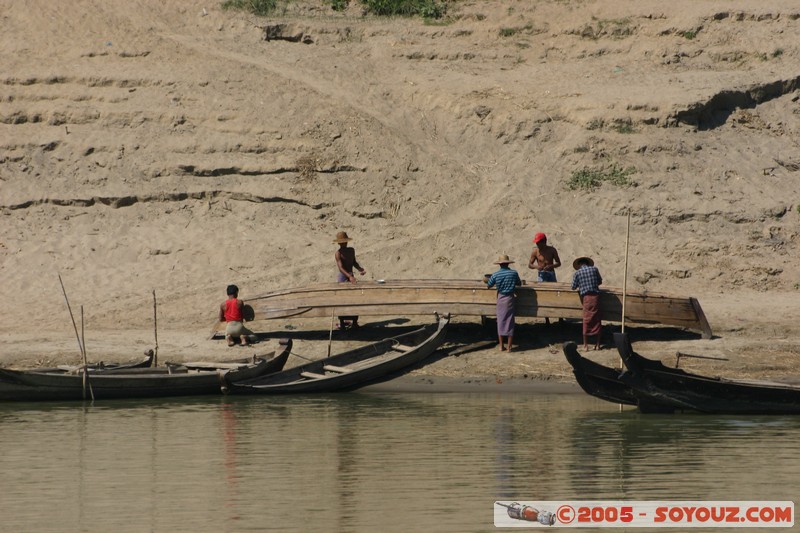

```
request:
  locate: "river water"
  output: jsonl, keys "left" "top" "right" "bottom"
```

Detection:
{"left": 1, "top": 392, "right": 798, "bottom": 532}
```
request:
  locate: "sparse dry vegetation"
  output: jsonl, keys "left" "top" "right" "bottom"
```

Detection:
{"left": 567, "top": 165, "right": 637, "bottom": 191}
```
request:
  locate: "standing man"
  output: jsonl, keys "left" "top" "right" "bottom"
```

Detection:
{"left": 485, "top": 254, "right": 522, "bottom": 352}
{"left": 219, "top": 284, "right": 252, "bottom": 347}
{"left": 528, "top": 232, "right": 561, "bottom": 282}
{"left": 334, "top": 230, "right": 366, "bottom": 329}
{"left": 571, "top": 256, "right": 603, "bottom": 350}
{"left": 529, "top": 232, "right": 562, "bottom": 325}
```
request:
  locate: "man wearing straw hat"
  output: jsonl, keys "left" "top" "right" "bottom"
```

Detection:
{"left": 485, "top": 254, "right": 522, "bottom": 352}
{"left": 333, "top": 230, "right": 366, "bottom": 330}
{"left": 571, "top": 256, "right": 603, "bottom": 350}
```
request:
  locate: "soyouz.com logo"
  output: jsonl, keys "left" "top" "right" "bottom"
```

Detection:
{"left": 494, "top": 501, "right": 794, "bottom": 528}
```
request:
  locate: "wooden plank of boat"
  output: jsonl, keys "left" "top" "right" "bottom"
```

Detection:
{"left": 614, "top": 332, "right": 800, "bottom": 414}
{"left": 211, "top": 279, "right": 711, "bottom": 339}
{"left": 0, "top": 339, "right": 292, "bottom": 402}
{"left": 224, "top": 314, "right": 450, "bottom": 394}
{"left": 323, "top": 365, "right": 352, "bottom": 373}
{"left": 173, "top": 357, "right": 262, "bottom": 371}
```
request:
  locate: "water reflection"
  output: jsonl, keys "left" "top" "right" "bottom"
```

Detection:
{"left": 0, "top": 394, "right": 798, "bottom": 532}
{"left": 566, "top": 410, "right": 800, "bottom": 500}
{"left": 493, "top": 406, "right": 515, "bottom": 500}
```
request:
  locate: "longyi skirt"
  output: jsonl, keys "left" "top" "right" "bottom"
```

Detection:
{"left": 496, "top": 293, "right": 516, "bottom": 337}
{"left": 581, "top": 293, "right": 602, "bottom": 336}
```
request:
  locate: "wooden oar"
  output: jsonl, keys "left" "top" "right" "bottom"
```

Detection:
{"left": 209, "top": 320, "right": 224, "bottom": 340}
{"left": 675, "top": 351, "right": 729, "bottom": 368}
{"left": 58, "top": 274, "right": 93, "bottom": 400}
{"left": 446, "top": 340, "right": 496, "bottom": 357}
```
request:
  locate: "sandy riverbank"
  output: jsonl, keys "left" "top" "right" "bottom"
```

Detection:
{"left": 1, "top": 1, "right": 798, "bottom": 386}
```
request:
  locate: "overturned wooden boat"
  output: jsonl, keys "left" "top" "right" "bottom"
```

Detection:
{"left": 224, "top": 314, "right": 449, "bottom": 394}
{"left": 616, "top": 332, "right": 800, "bottom": 415}
{"left": 0, "top": 340, "right": 292, "bottom": 402}
{"left": 212, "top": 279, "right": 711, "bottom": 339}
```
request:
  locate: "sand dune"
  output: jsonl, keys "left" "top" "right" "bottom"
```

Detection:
{"left": 1, "top": 0, "right": 798, "bottom": 381}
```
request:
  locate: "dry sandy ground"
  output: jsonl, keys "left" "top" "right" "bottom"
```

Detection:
{"left": 1, "top": 1, "right": 799, "bottom": 387}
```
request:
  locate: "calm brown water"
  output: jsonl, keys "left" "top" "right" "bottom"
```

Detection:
{"left": 1, "top": 392, "right": 799, "bottom": 532}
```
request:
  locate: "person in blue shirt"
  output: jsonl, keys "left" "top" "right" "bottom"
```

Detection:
{"left": 571, "top": 256, "right": 603, "bottom": 350}
{"left": 485, "top": 255, "right": 522, "bottom": 352}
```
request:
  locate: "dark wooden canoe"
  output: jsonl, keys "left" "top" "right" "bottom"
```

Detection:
{"left": 562, "top": 342, "right": 638, "bottom": 407}
{"left": 615, "top": 332, "right": 800, "bottom": 415}
{"left": 224, "top": 314, "right": 449, "bottom": 394}
{"left": 211, "top": 279, "right": 712, "bottom": 339}
{"left": 0, "top": 340, "right": 292, "bottom": 402}
{"left": 562, "top": 341, "right": 676, "bottom": 413}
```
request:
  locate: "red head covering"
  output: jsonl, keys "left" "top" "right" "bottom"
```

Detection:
{"left": 533, "top": 232, "right": 546, "bottom": 244}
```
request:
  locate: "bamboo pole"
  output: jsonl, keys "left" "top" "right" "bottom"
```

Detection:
{"left": 80, "top": 305, "right": 94, "bottom": 401}
{"left": 58, "top": 274, "right": 84, "bottom": 360}
{"left": 153, "top": 290, "right": 159, "bottom": 367}
{"left": 81, "top": 305, "right": 86, "bottom": 399}
{"left": 622, "top": 211, "right": 631, "bottom": 334}
{"left": 58, "top": 274, "right": 93, "bottom": 400}
{"left": 619, "top": 212, "right": 631, "bottom": 412}
{"left": 327, "top": 308, "right": 336, "bottom": 358}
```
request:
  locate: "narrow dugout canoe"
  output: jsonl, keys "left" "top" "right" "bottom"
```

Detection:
{"left": 0, "top": 340, "right": 292, "bottom": 402}
{"left": 615, "top": 332, "right": 800, "bottom": 415}
{"left": 562, "top": 341, "right": 677, "bottom": 413}
{"left": 562, "top": 341, "right": 639, "bottom": 407}
{"left": 224, "top": 315, "right": 449, "bottom": 394}
{"left": 212, "top": 279, "right": 711, "bottom": 338}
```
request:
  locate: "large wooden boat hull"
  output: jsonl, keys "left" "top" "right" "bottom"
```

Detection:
{"left": 225, "top": 315, "right": 449, "bottom": 394}
{"left": 213, "top": 279, "right": 711, "bottom": 338}
{"left": 615, "top": 332, "right": 800, "bottom": 415}
{"left": 0, "top": 340, "right": 292, "bottom": 402}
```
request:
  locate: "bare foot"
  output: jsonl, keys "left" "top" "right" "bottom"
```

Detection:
{"left": 583, "top": 345, "right": 589, "bottom": 351}
{"left": 498, "top": 344, "right": 505, "bottom": 351}
{"left": 506, "top": 346, "right": 513, "bottom": 352}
